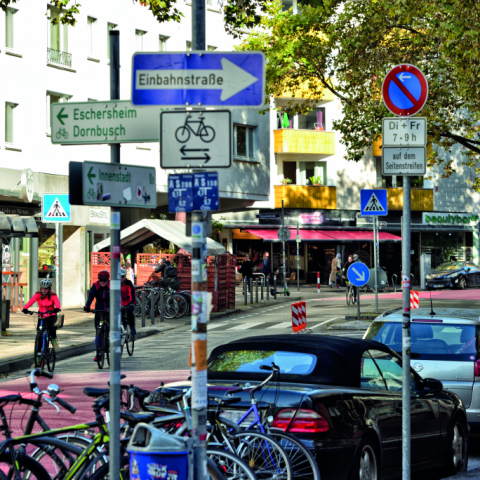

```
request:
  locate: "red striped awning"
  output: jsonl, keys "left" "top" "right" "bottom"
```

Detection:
{"left": 244, "top": 229, "right": 401, "bottom": 242}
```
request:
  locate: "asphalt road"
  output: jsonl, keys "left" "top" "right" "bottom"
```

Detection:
{"left": 2, "top": 289, "right": 480, "bottom": 478}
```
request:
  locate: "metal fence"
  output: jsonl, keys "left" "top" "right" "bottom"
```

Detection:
{"left": 47, "top": 48, "right": 72, "bottom": 68}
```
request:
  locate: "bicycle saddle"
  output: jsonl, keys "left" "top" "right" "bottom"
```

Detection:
{"left": 83, "top": 387, "right": 110, "bottom": 398}
{"left": 120, "top": 411, "right": 156, "bottom": 426}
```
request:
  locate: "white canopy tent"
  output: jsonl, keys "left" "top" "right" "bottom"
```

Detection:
{"left": 92, "top": 219, "right": 226, "bottom": 256}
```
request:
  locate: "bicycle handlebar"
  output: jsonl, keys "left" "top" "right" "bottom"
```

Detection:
{"left": 53, "top": 396, "right": 77, "bottom": 414}
{"left": 88, "top": 309, "right": 110, "bottom": 314}
{"left": 25, "top": 310, "right": 56, "bottom": 317}
{"left": 227, "top": 364, "right": 280, "bottom": 396}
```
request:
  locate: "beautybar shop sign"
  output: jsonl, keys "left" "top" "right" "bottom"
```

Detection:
{"left": 422, "top": 212, "right": 480, "bottom": 226}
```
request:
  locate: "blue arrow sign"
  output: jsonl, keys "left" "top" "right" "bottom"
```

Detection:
{"left": 42, "top": 194, "right": 71, "bottom": 222}
{"left": 193, "top": 172, "right": 219, "bottom": 211}
{"left": 168, "top": 174, "right": 193, "bottom": 213}
{"left": 131, "top": 52, "right": 265, "bottom": 107}
{"left": 347, "top": 262, "right": 370, "bottom": 287}
{"left": 360, "top": 189, "right": 388, "bottom": 216}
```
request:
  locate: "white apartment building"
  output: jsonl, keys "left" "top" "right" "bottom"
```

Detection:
{"left": 0, "top": 0, "right": 270, "bottom": 307}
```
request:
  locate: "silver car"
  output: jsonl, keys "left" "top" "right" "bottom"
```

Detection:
{"left": 364, "top": 307, "right": 480, "bottom": 428}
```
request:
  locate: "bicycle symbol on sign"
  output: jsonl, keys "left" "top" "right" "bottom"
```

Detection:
{"left": 175, "top": 117, "right": 215, "bottom": 143}
{"left": 87, "top": 187, "right": 95, "bottom": 200}
{"left": 56, "top": 128, "right": 68, "bottom": 140}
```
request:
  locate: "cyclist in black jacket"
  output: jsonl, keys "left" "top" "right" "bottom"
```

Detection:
{"left": 84, "top": 270, "right": 110, "bottom": 361}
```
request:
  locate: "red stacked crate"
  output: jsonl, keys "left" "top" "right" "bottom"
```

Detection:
{"left": 135, "top": 254, "right": 191, "bottom": 289}
{"left": 226, "top": 254, "right": 236, "bottom": 309}
{"left": 217, "top": 265, "right": 227, "bottom": 312}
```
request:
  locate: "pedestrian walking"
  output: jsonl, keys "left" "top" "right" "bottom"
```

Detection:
{"left": 261, "top": 252, "right": 271, "bottom": 276}
{"left": 330, "top": 253, "right": 341, "bottom": 288}
{"left": 239, "top": 254, "right": 254, "bottom": 293}
{"left": 125, "top": 261, "right": 135, "bottom": 283}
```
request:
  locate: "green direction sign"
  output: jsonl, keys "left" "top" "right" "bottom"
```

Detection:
{"left": 51, "top": 101, "right": 168, "bottom": 144}
{"left": 82, "top": 161, "right": 157, "bottom": 208}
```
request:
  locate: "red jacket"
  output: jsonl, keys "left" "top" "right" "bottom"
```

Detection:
{"left": 24, "top": 292, "right": 61, "bottom": 317}
{"left": 121, "top": 279, "right": 136, "bottom": 307}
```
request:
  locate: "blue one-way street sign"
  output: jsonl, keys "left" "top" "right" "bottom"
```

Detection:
{"left": 360, "top": 189, "right": 388, "bottom": 216}
{"left": 131, "top": 52, "right": 265, "bottom": 107}
{"left": 347, "top": 263, "right": 370, "bottom": 288}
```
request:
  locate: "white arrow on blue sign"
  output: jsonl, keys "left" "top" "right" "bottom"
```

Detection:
{"left": 131, "top": 52, "right": 265, "bottom": 107}
{"left": 347, "top": 263, "right": 370, "bottom": 288}
{"left": 360, "top": 189, "right": 388, "bottom": 216}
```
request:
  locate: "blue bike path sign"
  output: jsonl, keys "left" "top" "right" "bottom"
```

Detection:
{"left": 168, "top": 174, "right": 194, "bottom": 213}
{"left": 347, "top": 263, "right": 370, "bottom": 288}
{"left": 360, "top": 189, "right": 388, "bottom": 216}
{"left": 131, "top": 52, "right": 265, "bottom": 107}
{"left": 193, "top": 172, "right": 219, "bottom": 211}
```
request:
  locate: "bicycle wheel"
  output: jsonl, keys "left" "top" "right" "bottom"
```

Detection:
{"left": 125, "top": 323, "right": 135, "bottom": 356}
{"left": 207, "top": 457, "right": 227, "bottom": 480}
{"left": 180, "top": 291, "right": 192, "bottom": 314}
{"left": 345, "top": 286, "right": 351, "bottom": 305}
{"left": 200, "top": 125, "right": 215, "bottom": 143}
{"left": 162, "top": 295, "right": 179, "bottom": 319}
{"left": 0, "top": 453, "right": 51, "bottom": 480}
{"left": 105, "top": 330, "right": 110, "bottom": 367}
{"left": 96, "top": 329, "right": 105, "bottom": 370}
{"left": 349, "top": 287, "right": 355, "bottom": 305}
{"left": 267, "top": 430, "right": 320, "bottom": 480}
{"left": 175, "top": 126, "right": 190, "bottom": 143}
{"left": 172, "top": 294, "right": 189, "bottom": 319}
{"left": 207, "top": 448, "right": 257, "bottom": 480}
{"left": 47, "top": 344, "right": 56, "bottom": 373}
{"left": 231, "top": 431, "right": 292, "bottom": 480}
{"left": 34, "top": 332, "right": 45, "bottom": 370}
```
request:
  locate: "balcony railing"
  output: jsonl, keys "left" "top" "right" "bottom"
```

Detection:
{"left": 47, "top": 48, "right": 72, "bottom": 68}
{"left": 274, "top": 129, "right": 335, "bottom": 155}
{"left": 380, "top": 187, "right": 434, "bottom": 211}
{"left": 275, "top": 185, "right": 337, "bottom": 209}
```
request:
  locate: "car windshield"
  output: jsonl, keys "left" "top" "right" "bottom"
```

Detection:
{"left": 433, "top": 262, "right": 464, "bottom": 272}
{"left": 208, "top": 350, "right": 317, "bottom": 375}
{"left": 365, "top": 322, "right": 478, "bottom": 360}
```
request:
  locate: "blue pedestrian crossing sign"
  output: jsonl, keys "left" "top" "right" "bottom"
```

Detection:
{"left": 347, "top": 263, "right": 370, "bottom": 288}
{"left": 42, "top": 194, "right": 71, "bottom": 222}
{"left": 360, "top": 189, "right": 388, "bottom": 216}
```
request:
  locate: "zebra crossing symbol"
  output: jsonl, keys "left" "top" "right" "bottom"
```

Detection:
{"left": 360, "top": 189, "right": 388, "bottom": 216}
{"left": 42, "top": 194, "right": 71, "bottom": 222}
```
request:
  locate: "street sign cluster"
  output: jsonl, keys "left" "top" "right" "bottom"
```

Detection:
{"left": 168, "top": 172, "right": 219, "bottom": 212}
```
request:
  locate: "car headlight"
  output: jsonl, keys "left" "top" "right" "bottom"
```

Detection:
{"left": 446, "top": 272, "right": 460, "bottom": 278}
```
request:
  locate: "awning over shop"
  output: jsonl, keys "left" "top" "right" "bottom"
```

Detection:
{"left": 245, "top": 228, "right": 401, "bottom": 242}
{"left": 0, "top": 213, "right": 38, "bottom": 238}
{"left": 93, "top": 219, "right": 226, "bottom": 255}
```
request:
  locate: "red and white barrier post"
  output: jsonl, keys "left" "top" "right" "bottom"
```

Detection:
{"left": 317, "top": 272, "right": 320, "bottom": 293}
{"left": 292, "top": 301, "right": 307, "bottom": 332}
{"left": 410, "top": 291, "right": 419, "bottom": 309}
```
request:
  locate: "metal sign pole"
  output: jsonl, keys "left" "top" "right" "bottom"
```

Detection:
{"left": 296, "top": 221, "right": 300, "bottom": 292}
{"left": 374, "top": 217, "right": 378, "bottom": 314}
{"left": 108, "top": 29, "right": 121, "bottom": 480}
{"left": 282, "top": 200, "right": 286, "bottom": 293}
{"left": 191, "top": 1, "right": 207, "bottom": 478}
{"left": 402, "top": 176, "right": 412, "bottom": 480}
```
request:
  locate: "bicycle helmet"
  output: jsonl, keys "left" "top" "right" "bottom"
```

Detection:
{"left": 120, "top": 268, "right": 127, "bottom": 276}
{"left": 40, "top": 278, "right": 52, "bottom": 289}
{"left": 98, "top": 270, "right": 110, "bottom": 281}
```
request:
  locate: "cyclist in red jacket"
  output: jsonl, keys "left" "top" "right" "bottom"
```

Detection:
{"left": 23, "top": 278, "right": 61, "bottom": 351}
{"left": 120, "top": 268, "right": 137, "bottom": 336}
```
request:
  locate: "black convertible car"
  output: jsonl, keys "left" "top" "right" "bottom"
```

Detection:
{"left": 205, "top": 335, "right": 468, "bottom": 480}
{"left": 425, "top": 261, "right": 480, "bottom": 289}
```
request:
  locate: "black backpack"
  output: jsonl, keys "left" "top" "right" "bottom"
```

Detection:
{"left": 165, "top": 264, "right": 178, "bottom": 278}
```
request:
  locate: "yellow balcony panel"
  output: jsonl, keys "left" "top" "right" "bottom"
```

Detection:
{"left": 274, "top": 129, "right": 335, "bottom": 155}
{"left": 278, "top": 78, "right": 335, "bottom": 102}
{"left": 380, "top": 187, "right": 434, "bottom": 211}
{"left": 373, "top": 135, "right": 382, "bottom": 156}
{"left": 274, "top": 185, "right": 337, "bottom": 209}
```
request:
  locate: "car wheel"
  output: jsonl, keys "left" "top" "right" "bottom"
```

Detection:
{"left": 350, "top": 437, "right": 378, "bottom": 480}
{"left": 459, "top": 277, "right": 467, "bottom": 290}
{"left": 445, "top": 417, "right": 468, "bottom": 476}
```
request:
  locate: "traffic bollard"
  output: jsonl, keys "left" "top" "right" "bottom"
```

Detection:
{"left": 244, "top": 277, "right": 247, "bottom": 305}
{"left": 255, "top": 279, "right": 258, "bottom": 303}
{"left": 261, "top": 277, "right": 264, "bottom": 301}
{"left": 160, "top": 288, "right": 165, "bottom": 323}
{"left": 141, "top": 290, "right": 146, "bottom": 328}
{"left": 250, "top": 278, "right": 253, "bottom": 305}
{"left": 274, "top": 275, "right": 277, "bottom": 300}
{"left": 317, "top": 272, "right": 320, "bottom": 294}
{"left": 150, "top": 290, "right": 155, "bottom": 325}
{"left": 266, "top": 277, "right": 269, "bottom": 301}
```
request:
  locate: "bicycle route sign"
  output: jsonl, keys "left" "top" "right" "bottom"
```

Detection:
{"left": 42, "top": 194, "right": 71, "bottom": 222}
{"left": 382, "top": 64, "right": 428, "bottom": 117}
{"left": 193, "top": 172, "right": 219, "bottom": 211}
{"left": 160, "top": 110, "right": 231, "bottom": 169}
{"left": 68, "top": 161, "right": 157, "bottom": 209}
{"left": 347, "top": 262, "right": 370, "bottom": 288}
{"left": 50, "top": 100, "right": 168, "bottom": 145}
{"left": 168, "top": 174, "right": 194, "bottom": 213}
{"left": 131, "top": 51, "right": 265, "bottom": 108}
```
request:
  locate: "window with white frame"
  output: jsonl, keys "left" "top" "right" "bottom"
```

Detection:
{"left": 234, "top": 125, "right": 256, "bottom": 160}
{"left": 47, "top": 7, "right": 71, "bottom": 67}
{"left": 159, "top": 35, "right": 168, "bottom": 51}
{"left": 186, "top": 40, "right": 192, "bottom": 51}
{"left": 107, "top": 23, "right": 118, "bottom": 59}
{"left": 46, "top": 92, "right": 70, "bottom": 133}
{"left": 87, "top": 16, "right": 97, "bottom": 57}
{"left": 5, "top": 102, "right": 18, "bottom": 144}
{"left": 207, "top": 45, "right": 217, "bottom": 51}
{"left": 5, "top": 7, "right": 18, "bottom": 49}
{"left": 135, "top": 29, "right": 147, "bottom": 52}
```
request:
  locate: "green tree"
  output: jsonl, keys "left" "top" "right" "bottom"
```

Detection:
{"left": 239, "top": 0, "right": 480, "bottom": 189}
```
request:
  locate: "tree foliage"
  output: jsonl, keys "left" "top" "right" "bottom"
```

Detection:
{"left": 239, "top": 0, "right": 480, "bottom": 190}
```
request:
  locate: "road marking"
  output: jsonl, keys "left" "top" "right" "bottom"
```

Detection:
{"left": 267, "top": 322, "right": 291, "bottom": 329}
{"left": 310, "top": 317, "right": 344, "bottom": 329}
{"left": 228, "top": 322, "right": 266, "bottom": 330}
{"left": 207, "top": 323, "right": 227, "bottom": 330}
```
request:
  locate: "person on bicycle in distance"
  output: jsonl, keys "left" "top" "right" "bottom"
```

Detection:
{"left": 84, "top": 270, "right": 110, "bottom": 361}
{"left": 120, "top": 268, "right": 137, "bottom": 337}
{"left": 23, "top": 278, "right": 61, "bottom": 351}
{"left": 352, "top": 254, "right": 361, "bottom": 303}
{"left": 342, "top": 255, "right": 354, "bottom": 286}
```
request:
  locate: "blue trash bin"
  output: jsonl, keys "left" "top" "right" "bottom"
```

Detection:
{"left": 127, "top": 423, "right": 191, "bottom": 480}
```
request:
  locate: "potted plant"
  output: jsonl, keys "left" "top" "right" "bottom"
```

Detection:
{"left": 309, "top": 176, "right": 323, "bottom": 186}
{"left": 411, "top": 177, "right": 424, "bottom": 188}
{"left": 280, "top": 178, "right": 292, "bottom": 185}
